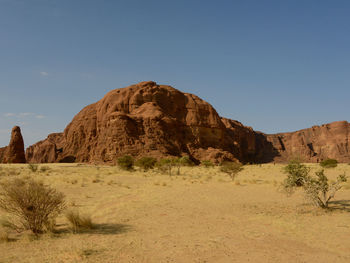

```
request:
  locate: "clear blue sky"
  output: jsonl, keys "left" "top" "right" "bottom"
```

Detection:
{"left": 1, "top": 0, "right": 349, "bottom": 147}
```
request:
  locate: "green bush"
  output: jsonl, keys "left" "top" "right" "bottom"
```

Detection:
{"left": 220, "top": 161, "right": 243, "bottom": 180}
{"left": 201, "top": 160, "right": 214, "bottom": 168}
{"left": 135, "top": 157, "right": 157, "bottom": 171}
{"left": 0, "top": 179, "right": 66, "bottom": 234}
{"left": 156, "top": 158, "right": 175, "bottom": 176}
{"left": 117, "top": 155, "right": 134, "bottom": 171}
{"left": 303, "top": 170, "right": 347, "bottom": 208}
{"left": 178, "top": 156, "right": 194, "bottom": 166}
{"left": 28, "top": 164, "right": 38, "bottom": 172}
{"left": 320, "top": 159, "right": 338, "bottom": 168}
{"left": 282, "top": 160, "right": 310, "bottom": 189}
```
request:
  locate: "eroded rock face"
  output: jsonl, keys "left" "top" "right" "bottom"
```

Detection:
{"left": 260, "top": 121, "right": 350, "bottom": 163}
{"left": 24, "top": 81, "right": 350, "bottom": 164}
{"left": 26, "top": 133, "right": 64, "bottom": 163}
{"left": 26, "top": 81, "right": 254, "bottom": 163}
{"left": 0, "top": 147, "right": 7, "bottom": 163}
{"left": 2, "top": 126, "right": 26, "bottom": 163}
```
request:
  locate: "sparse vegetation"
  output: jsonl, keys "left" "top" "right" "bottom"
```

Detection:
{"left": 320, "top": 158, "right": 338, "bottom": 168}
{"left": 173, "top": 156, "right": 195, "bottom": 175}
{"left": 178, "top": 156, "right": 194, "bottom": 166}
{"left": 0, "top": 228, "right": 9, "bottom": 243}
{"left": 303, "top": 170, "right": 347, "bottom": 208}
{"left": 220, "top": 161, "right": 243, "bottom": 180}
{"left": 117, "top": 155, "right": 134, "bottom": 171}
{"left": 0, "top": 178, "right": 66, "bottom": 234}
{"left": 282, "top": 160, "right": 310, "bottom": 189}
{"left": 40, "top": 166, "right": 50, "bottom": 172}
{"left": 201, "top": 160, "right": 214, "bottom": 168}
{"left": 0, "top": 163, "right": 349, "bottom": 261}
{"left": 135, "top": 157, "right": 157, "bottom": 171}
{"left": 28, "top": 164, "right": 38, "bottom": 172}
{"left": 66, "top": 210, "right": 94, "bottom": 233}
{"left": 156, "top": 158, "right": 175, "bottom": 175}
{"left": 282, "top": 161, "right": 347, "bottom": 208}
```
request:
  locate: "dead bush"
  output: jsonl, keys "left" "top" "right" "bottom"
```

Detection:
{"left": 0, "top": 178, "right": 66, "bottom": 234}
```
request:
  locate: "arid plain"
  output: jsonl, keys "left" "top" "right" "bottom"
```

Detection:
{"left": 1, "top": 163, "right": 349, "bottom": 263}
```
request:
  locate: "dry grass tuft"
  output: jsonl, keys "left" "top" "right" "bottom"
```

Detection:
{"left": 0, "top": 228, "right": 9, "bottom": 243}
{"left": 66, "top": 210, "right": 94, "bottom": 233}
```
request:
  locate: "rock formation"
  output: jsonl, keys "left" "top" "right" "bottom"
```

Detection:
{"left": 26, "top": 81, "right": 255, "bottom": 163}
{"left": 259, "top": 121, "right": 350, "bottom": 163}
{"left": 24, "top": 81, "right": 350, "bottom": 164}
{"left": 0, "top": 147, "right": 7, "bottom": 163}
{"left": 1, "top": 126, "right": 26, "bottom": 163}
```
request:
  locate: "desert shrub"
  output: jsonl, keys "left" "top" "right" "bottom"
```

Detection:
{"left": 117, "top": 155, "right": 134, "bottom": 171}
{"left": 0, "top": 228, "right": 9, "bottom": 243}
{"left": 304, "top": 170, "right": 347, "bottom": 208}
{"left": 299, "top": 170, "right": 346, "bottom": 208}
{"left": 220, "top": 162, "right": 243, "bottom": 180}
{"left": 65, "top": 210, "right": 94, "bottom": 233}
{"left": 135, "top": 157, "right": 157, "bottom": 171}
{"left": 178, "top": 156, "right": 194, "bottom": 166}
{"left": 156, "top": 158, "right": 174, "bottom": 176}
{"left": 173, "top": 156, "right": 195, "bottom": 175}
{"left": 320, "top": 158, "right": 338, "bottom": 168}
{"left": 40, "top": 166, "right": 50, "bottom": 172}
{"left": 28, "top": 164, "right": 38, "bottom": 172}
{"left": 282, "top": 160, "right": 310, "bottom": 189}
{"left": 201, "top": 160, "right": 214, "bottom": 168}
{"left": 0, "top": 179, "right": 65, "bottom": 234}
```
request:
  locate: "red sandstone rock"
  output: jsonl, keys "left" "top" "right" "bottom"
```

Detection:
{"left": 24, "top": 81, "right": 350, "bottom": 164}
{"left": 26, "top": 133, "right": 64, "bottom": 163}
{"left": 0, "top": 147, "right": 7, "bottom": 163}
{"left": 2, "top": 126, "right": 26, "bottom": 163}
{"left": 26, "top": 81, "right": 251, "bottom": 163}
{"left": 261, "top": 121, "right": 350, "bottom": 163}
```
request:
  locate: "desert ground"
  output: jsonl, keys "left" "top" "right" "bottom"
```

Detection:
{"left": 0, "top": 163, "right": 349, "bottom": 263}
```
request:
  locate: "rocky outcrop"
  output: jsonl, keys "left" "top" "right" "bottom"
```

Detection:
{"left": 2, "top": 126, "right": 26, "bottom": 163}
{"left": 0, "top": 147, "right": 7, "bottom": 163}
{"left": 25, "top": 133, "right": 64, "bottom": 163}
{"left": 24, "top": 81, "right": 350, "bottom": 164}
{"left": 259, "top": 121, "right": 350, "bottom": 163}
{"left": 26, "top": 81, "right": 255, "bottom": 164}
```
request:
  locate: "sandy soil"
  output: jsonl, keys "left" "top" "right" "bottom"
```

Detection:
{"left": 0, "top": 163, "right": 349, "bottom": 262}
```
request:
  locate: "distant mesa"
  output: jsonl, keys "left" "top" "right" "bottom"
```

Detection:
{"left": 2, "top": 81, "right": 349, "bottom": 164}
{"left": 0, "top": 126, "right": 26, "bottom": 164}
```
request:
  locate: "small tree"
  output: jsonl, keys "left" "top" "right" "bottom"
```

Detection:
{"left": 0, "top": 179, "right": 66, "bottom": 234}
{"left": 117, "top": 155, "right": 134, "bottom": 171}
{"left": 303, "top": 170, "right": 347, "bottom": 208}
{"left": 220, "top": 161, "right": 243, "bottom": 180}
{"left": 173, "top": 156, "right": 195, "bottom": 175}
{"left": 282, "top": 160, "right": 310, "bottom": 189}
{"left": 320, "top": 159, "right": 338, "bottom": 168}
{"left": 201, "top": 160, "right": 214, "bottom": 168}
{"left": 135, "top": 157, "right": 157, "bottom": 171}
{"left": 156, "top": 158, "right": 174, "bottom": 176}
